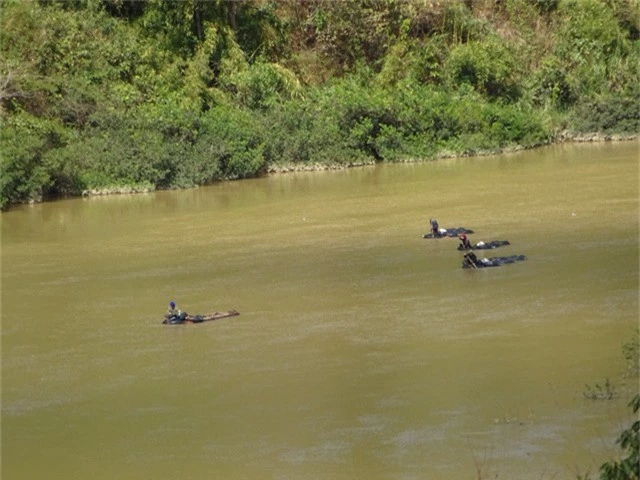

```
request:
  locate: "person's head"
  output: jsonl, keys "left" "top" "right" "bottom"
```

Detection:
{"left": 459, "top": 233, "right": 466, "bottom": 239}
{"left": 170, "top": 301, "right": 176, "bottom": 309}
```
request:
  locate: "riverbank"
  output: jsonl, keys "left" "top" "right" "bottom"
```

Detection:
{"left": 265, "top": 133, "right": 638, "bottom": 174}
{"left": 9, "top": 134, "right": 638, "bottom": 206}
{"left": 3, "top": 0, "right": 638, "bottom": 211}
{"left": 80, "top": 182, "right": 155, "bottom": 198}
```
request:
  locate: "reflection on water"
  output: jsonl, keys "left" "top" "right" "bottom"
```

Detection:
{"left": 2, "top": 141, "right": 639, "bottom": 480}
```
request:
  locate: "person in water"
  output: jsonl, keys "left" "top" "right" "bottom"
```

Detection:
{"left": 463, "top": 251, "right": 479, "bottom": 268}
{"left": 459, "top": 233, "right": 472, "bottom": 250}
{"left": 167, "top": 301, "right": 179, "bottom": 317}
{"left": 430, "top": 218, "right": 440, "bottom": 237}
{"left": 165, "top": 301, "right": 187, "bottom": 323}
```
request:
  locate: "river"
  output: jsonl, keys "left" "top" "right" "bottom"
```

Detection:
{"left": 2, "top": 141, "right": 638, "bottom": 479}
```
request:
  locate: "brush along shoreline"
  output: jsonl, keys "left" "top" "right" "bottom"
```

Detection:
{"left": 62, "top": 132, "right": 636, "bottom": 200}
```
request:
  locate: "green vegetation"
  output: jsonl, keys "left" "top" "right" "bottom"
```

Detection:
{"left": 580, "top": 329, "right": 640, "bottom": 480}
{"left": 623, "top": 329, "right": 640, "bottom": 377}
{"left": 583, "top": 377, "right": 618, "bottom": 400}
{"left": 1, "top": 0, "right": 639, "bottom": 209}
{"left": 599, "top": 394, "right": 640, "bottom": 480}
{"left": 579, "top": 394, "right": 640, "bottom": 480}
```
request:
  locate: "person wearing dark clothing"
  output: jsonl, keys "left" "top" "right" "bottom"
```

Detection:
{"left": 430, "top": 218, "right": 440, "bottom": 237}
{"left": 459, "top": 233, "right": 472, "bottom": 250}
{"left": 463, "top": 251, "right": 479, "bottom": 268}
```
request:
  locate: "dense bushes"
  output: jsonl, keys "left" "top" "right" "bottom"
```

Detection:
{"left": 570, "top": 89, "right": 640, "bottom": 134}
{"left": 262, "top": 77, "right": 550, "bottom": 168}
{"left": 444, "top": 37, "right": 522, "bottom": 101}
{"left": 0, "top": 113, "right": 68, "bottom": 206}
{"left": 1, "top": 0, "right": 638, "bottom": 209}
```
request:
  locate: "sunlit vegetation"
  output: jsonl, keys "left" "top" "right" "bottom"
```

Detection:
{"left": 1, "top": 0, "right": 638, "bottom": 208}
{"left": 580, "top": 329, "right": 640, "bottom": 480}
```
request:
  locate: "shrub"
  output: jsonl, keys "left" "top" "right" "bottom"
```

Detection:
{"left": 227, "top": 60, "right": 302, "bottom": 111}
{"left": 598, "top": 395, "right": 640, "bottom": 480}
{"left": 0, "top": 113, "right": 69, "bottom": 208}
{"left": 262, "top": 88, "right": 366, "bottom": 166}
{"left": 555, "top": 0, "right": 629, "bottom": 66}
{"left": 569, "top": 88, "right": 640, "bottom": 134}
{"left": 440, "top": 1, "right": 491, "bottom": 44}
{"left": 529, "top": 56, "right": 579, "bottom": 109}
{"left": 196, "top": 105, "right": 266, "bottom": 180}
{"left": 444, "top": 37, "right": 522, "bottom": 101}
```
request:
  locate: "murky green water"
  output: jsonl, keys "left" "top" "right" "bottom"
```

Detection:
{"left": 2, "top": 141, "right": 638, "bottom": 479}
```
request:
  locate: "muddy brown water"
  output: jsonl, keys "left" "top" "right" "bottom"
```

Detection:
{"left": 2, "top": 141, "right": 638, "bottom": 479}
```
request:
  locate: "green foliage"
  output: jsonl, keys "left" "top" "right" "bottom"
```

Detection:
{"left": 101, "top": 0, "right": 147, "bottom": 20}
{"left": 262, "top": 85, "right": 367, "bottom": 166}
{"left": 444, "top": 37, "right": 522, "bottom": 100}
{"left": 580, "top": 332, "right": 640, "bottom": 480}
{"left": 234, "top": 1, "right": 289, "bottom": 61}
{"left": 0, "top": 0, "right": 160, "bottom": 119}
{"left": 227, "top": 60, "right": 302, "bottom": 110}
{"left": 0, "top": 0, "right": 638, "bottom": 209}
{"left": 608, "top": 0, "right": 640, "bottom": 40}
{"left": 3, "top": 1, "right": 137, "bottom": 81}
{"left": 569, "top": 87, "right": 640, "bottom": 133}
{"left": 583, "top": 378, "right": 618, "bottom": 400}
{"left": 139, "top": 0, "right": 200, "bottom": 57}
{"left": 622, "top": 329, "right": 640, "bottom": 378}
{"left": 529, "top": 0, "right": 560, "bottom": 15}
{"left": 195, "top": 105, "right": 266, "bottom": 180}
{"left": 529, "top": 56, "right": 579, "bottom": 108}
{"left": 78, "top": 104, "right": 266, "bottom": 188}
{"left": 440, "top": 1, "right": 491, "bottom": 44}
{"left": 504, "top": 0, "right": 544, "bottom": 42}
{"left": 556, "top": 0, "right": 629, "bottom": 61}
{"left": 0, "top": 112, "right": 69, "bottom": 208}
{"left": 310, "top": 0, "right": 405, "bottom": 72}
{"left": 377, "top": 36, "right": 449, "bottom": 87}
{"left": 261, "top": 75, "right": 549, "bottom": 167}
{"left": 598, "top": 394, "right": 640, "bottom": 480}
{"left": 553, "top": 0, "right": 633, "bottom": 96}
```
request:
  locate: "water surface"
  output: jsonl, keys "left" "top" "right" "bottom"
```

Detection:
{"left": 2, "top": 141, "right": 639, "bottom": 479}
